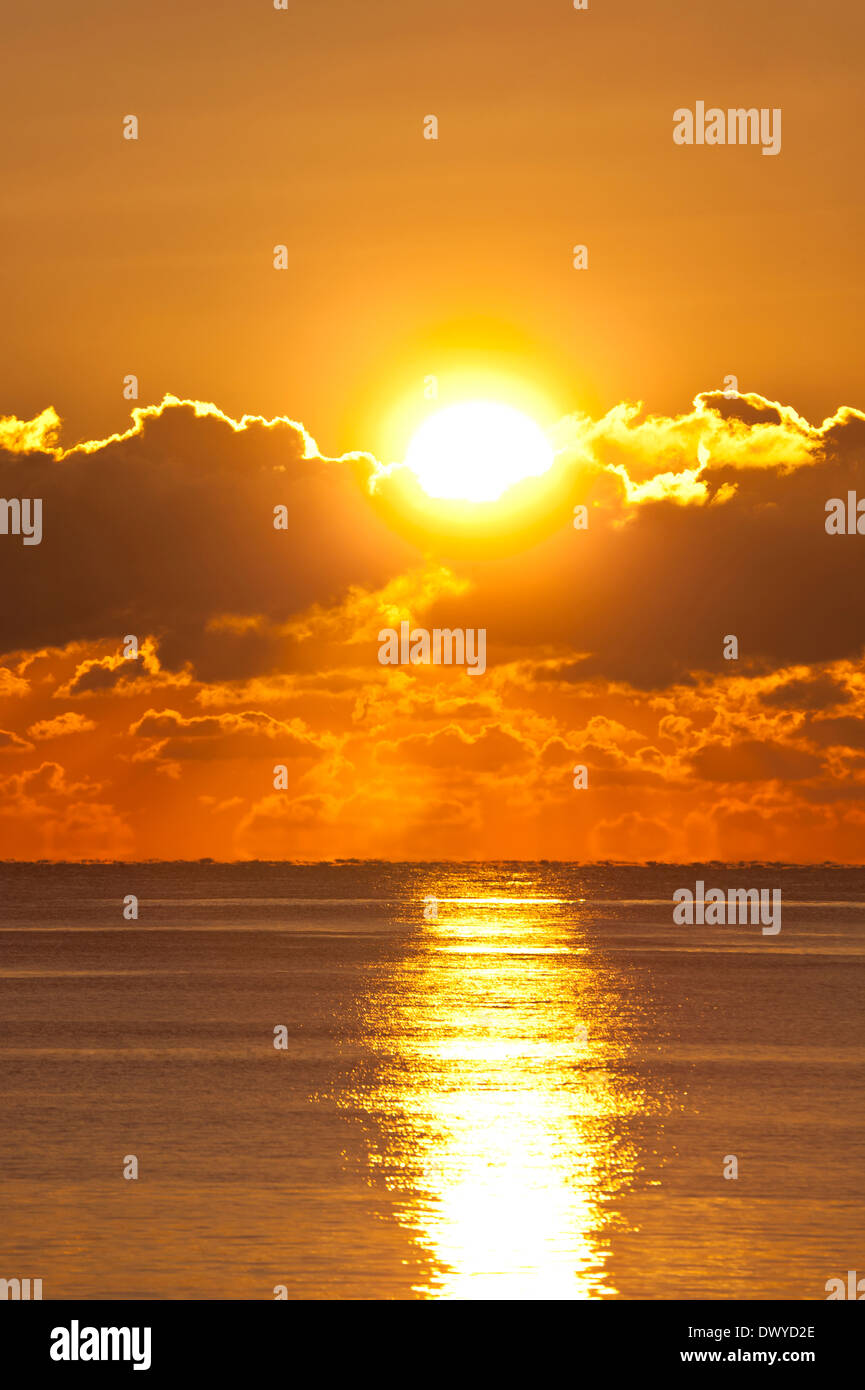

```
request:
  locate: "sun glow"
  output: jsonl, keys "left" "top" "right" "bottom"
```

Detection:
{"left": 404, "top": 401, "right": 555, "bottom": 502}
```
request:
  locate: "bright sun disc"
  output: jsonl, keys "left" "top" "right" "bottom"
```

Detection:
{"left": 404, "top": 401, "right": 554, "bottom": 502}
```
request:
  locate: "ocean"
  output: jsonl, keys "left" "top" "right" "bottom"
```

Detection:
{"left": 0, "top": 861, "right": 861, "bottom": 1300}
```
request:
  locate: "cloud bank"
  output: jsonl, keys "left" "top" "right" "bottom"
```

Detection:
{"left": 1, "top": 389, "right": 863, "bottom": 860}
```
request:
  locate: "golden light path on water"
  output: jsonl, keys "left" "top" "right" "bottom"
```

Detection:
{"left": 351, "top": 874, "right": 648, "bottom": 1299}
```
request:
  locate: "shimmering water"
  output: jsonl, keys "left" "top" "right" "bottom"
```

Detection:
{"left": 0, "top": 862, "right": 861, "bottom": 1299}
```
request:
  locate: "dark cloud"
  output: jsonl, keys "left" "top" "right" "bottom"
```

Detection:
{"left": 4, "top": 395, "right": 865, "bottom": 697}
{"left": 760, "top": 675, "right": 852, "bottom": 712}
{"left": 378, "top": 723, "right": 530, "bottom": 771}
{"left": 804, "top": 715, "right": 865, "bottom": 750}
{"left": 0, "top": 401, "right": 417, "bottom": 678}
{"left": 689, "top": 739, "right": 822, "bottom": 783}
{"left": 63, "top": 660, "right": 139, "bottom": 696}
{"left": 701, "top": 391, "right": 786, "bottom": 429}
{"left": 130, "top": 707, "right": 324, "bottom": 761}
{"left": 418, "top": 407, "right": 865, "bottom": 688}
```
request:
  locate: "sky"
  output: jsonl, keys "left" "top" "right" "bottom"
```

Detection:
{"left": 1, "top": 0, "right": 864, "bottom": 860}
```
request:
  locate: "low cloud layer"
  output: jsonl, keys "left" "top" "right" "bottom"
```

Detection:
{"left": 1, "top": 390, "right": 863, "bottom": 860}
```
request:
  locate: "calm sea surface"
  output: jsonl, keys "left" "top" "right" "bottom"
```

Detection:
{"left": 0, "top": 862, "right": 862, "bottom": 1300}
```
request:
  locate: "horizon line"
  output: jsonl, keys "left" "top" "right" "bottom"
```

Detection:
{"left": 0, "top": 858, "right": 862, "bottom": 869}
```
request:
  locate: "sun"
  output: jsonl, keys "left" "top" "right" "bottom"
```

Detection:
{"left": 404, "top": 401, "right": 555, "bottom": 502}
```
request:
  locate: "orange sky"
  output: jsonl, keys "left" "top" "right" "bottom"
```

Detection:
{"left": 1, "top": 2, "right": 864, "bottom": 860}
{"left": 4, "top": 0, "right": 865, "bottom": 451}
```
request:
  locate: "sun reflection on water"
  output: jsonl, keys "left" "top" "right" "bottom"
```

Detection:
{"left": 350, "top": 872, "right": 646, "bottom": 1298}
